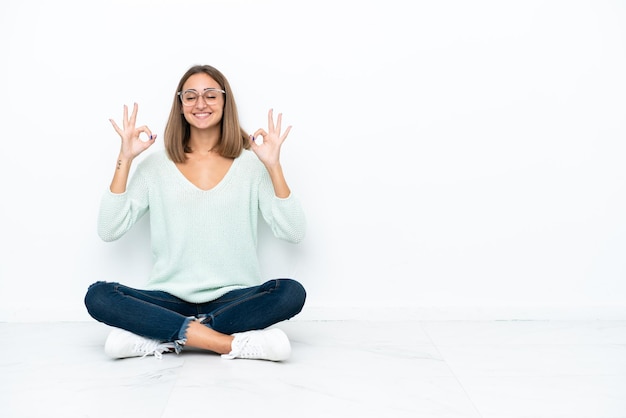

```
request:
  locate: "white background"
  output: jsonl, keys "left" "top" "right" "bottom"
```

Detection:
{"left": 1, "top": 0, "right": 625, "bottom": 321}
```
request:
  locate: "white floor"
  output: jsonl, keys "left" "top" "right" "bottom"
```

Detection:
{"left": 1, "top": 320, "right": 625, "bottom": 418}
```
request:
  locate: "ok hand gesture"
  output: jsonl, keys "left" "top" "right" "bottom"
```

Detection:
{"left": 250, "top": 109, "right": 292, "bottom": 167}
{"left": 109, "top": 103, "right": 156, "bottom": 161}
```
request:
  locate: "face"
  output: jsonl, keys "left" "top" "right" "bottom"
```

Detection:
{"left": 180, "top": 72, "right": 225, "bottom": 131}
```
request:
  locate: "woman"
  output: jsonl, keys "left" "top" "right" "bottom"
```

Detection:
{"left": 84, "top": 65, "right": 306, "bottom": 361}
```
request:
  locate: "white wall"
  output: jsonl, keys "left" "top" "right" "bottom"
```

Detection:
{"left": 1, "top": 0, "right": 625, "bottom": 321}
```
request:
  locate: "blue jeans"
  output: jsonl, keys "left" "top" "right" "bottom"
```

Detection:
{"left": 84, "top": 279, "right": 306, "bottom": 346}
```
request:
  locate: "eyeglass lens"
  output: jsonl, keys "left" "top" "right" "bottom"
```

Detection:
{"left": 180, "top": 89, "right": 223, "bottom": 105}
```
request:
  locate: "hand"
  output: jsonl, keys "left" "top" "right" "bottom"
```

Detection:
{"left": 109, "top": 103, "right": 156, "bottom": 160}
{"left": 250, "top": 109, "right": 292, "bottom": 167}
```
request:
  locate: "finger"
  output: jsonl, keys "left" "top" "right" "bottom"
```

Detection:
{"left": 251, "top": 131, "right": 265, "bottom": 146}
{"left": 109, "top": 118, "right": 123, "bottom": 136}
{"left": 267, "top": 108, "right": 275, "bottom": 132}
{"left": 143, "top": 134, "right": 157, "bottom": 145}
{"left": 136, "top": 125, "right": 154, "bottom": 141}
{"left": 252, "top": 129, "right": 267, "bottom": 144}
{"left": 129, "top": 103, "right": 139, "bottom": 128}
{"left": 275, "top": 112, "right": 283, "bottom": 135}
{"left": 280, "top": 125, "right": 292, "bottom": 141}
{"left": 122, "top": 105, "right": 129, "bottom": 129}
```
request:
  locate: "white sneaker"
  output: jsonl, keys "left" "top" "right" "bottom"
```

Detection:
{"left": 104, "top": 328, "right": 175, "bottom": 359}
{"left": 222, "top": 328, "right": 291, "bottom": 361}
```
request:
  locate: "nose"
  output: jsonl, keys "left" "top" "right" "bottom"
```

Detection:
{"left": 195, "top": 95, "right": 209, "bottom": 108}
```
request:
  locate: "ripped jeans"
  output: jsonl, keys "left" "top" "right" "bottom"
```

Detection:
{"left": 84, "top": 279, "right": 306, "bottom": 349}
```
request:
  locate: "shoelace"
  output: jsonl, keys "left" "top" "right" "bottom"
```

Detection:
{"left": 134, "top": 340, "right": 175, "bottom": 359}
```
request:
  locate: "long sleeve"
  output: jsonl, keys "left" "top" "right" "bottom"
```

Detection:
{"left": 257, "top": 162, "right": 306, "bottom": 244}
{"left": 95, "top": 149, "right": 306, "bottom": 303}
{"left": 97, "top": 171, "right": 150, "bottom": 242}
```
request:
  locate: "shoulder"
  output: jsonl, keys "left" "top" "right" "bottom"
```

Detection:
{"left": 237, "top": 149, "right": 258, "bottom": 163}
{"left": 136, "top": 149, "right": 170, "bottom": 172}
{"left": 235, "top": 149, "right": 264, "bottom": 172}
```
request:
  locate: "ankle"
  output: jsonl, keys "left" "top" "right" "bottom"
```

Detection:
{"left": 184, "top": 320, "right": 234, "bottom": 354}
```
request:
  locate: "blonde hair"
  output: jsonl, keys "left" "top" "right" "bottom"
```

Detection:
{"left": 164, "top": 65, "right": 250, "bottom": 163}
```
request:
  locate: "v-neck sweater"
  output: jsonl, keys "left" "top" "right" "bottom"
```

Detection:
{"left": 97, "top": 149, "right": 306, "bottom": 303}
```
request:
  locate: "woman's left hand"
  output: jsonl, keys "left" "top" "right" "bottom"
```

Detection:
{"left": 250, "top": 109, "right": 292, "bottom": 167}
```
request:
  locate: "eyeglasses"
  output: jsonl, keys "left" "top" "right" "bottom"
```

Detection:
{"left": 178, "top": 88, "right": 226, "bottom": 106}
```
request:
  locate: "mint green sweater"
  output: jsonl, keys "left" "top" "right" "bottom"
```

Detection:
{"left": 97, "top": 149, "right": 306, "bottom": 303}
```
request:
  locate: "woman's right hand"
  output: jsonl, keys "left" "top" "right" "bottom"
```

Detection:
{"left": 109, "top": 103, "right": 156, "bottom": 160}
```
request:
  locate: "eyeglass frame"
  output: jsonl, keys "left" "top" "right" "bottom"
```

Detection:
{"left": 177, "top": 88, "right": 226, "bottom": 106}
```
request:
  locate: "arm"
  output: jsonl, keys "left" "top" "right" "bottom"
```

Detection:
{"left": 250, "top": 109, "right": 292, "bottom": 198}
{"left": 264, "top": 163, "right": 290, "bottom": 199}
{"left": 108, "top": 103, "right": 156, "bottom": 193}
{"left": 97, "top": 103, "right": 155, "bottom": 242}
{"left": 252, "top": 109, "right": 305, "bottom": 242}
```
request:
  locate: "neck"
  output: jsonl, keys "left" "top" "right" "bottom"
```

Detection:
{"left": 188, "top": 132, "right": 220, "bottom": 155}
{"left": 187, "top": 145, "right": 217, "bottom": 156}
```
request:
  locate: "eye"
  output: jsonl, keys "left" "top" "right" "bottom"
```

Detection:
{"left": 182, "top": 92, "right": 198, "bottom": 102}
